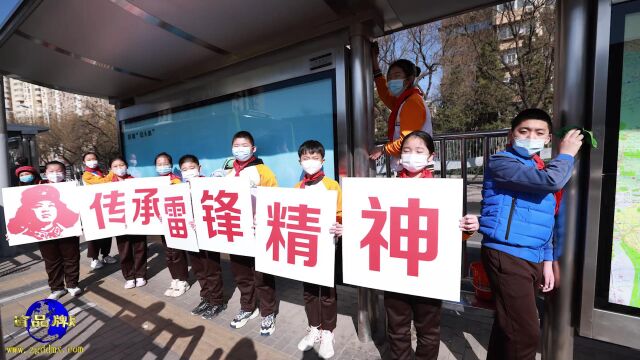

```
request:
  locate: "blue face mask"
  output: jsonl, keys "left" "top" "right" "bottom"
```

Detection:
{"left": 19, "top": 174, "right": 34, "bottom": 183}
{"left": 388, "top": 79, "right": 407, "bottom": 97}
{"left": 156, "top": 165, "right": 172, "bottom": 175}
{"left": 513, "top": 138, "right": 546, "bottom": 157}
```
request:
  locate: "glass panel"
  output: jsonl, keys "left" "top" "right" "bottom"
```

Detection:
{"left": 608, "top": 9, "right": 640, "bottom": 309}
{"left": 121, "top": 71, "right": 336, "bottom": 188}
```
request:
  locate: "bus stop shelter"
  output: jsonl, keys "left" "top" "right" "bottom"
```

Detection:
{"left": 0, "top": 1, "right": 638, "bottom": 358}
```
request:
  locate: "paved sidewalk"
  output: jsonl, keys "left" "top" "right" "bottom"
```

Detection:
{"left": 1, "top": 239, "right": 639, "bottom": 360}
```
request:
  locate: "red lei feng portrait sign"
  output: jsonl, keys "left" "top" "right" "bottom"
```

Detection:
{"left": 3, "top": 182, "right": 83, "bottom": 245}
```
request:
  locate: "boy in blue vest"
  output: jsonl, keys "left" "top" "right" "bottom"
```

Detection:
{"left": 479, "top": 108, "right": 583, "bottom": 360}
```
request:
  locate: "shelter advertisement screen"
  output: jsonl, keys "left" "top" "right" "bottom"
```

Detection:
{"left": 120, "top": 71, "right": 336, "bottom": 189}
{"left": 608, "top": 12, "right": 640, "bottom": 309}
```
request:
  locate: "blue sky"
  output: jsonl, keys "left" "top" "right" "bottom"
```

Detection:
{"left": 0, "top": 0, "right": 22, "bottom": 30}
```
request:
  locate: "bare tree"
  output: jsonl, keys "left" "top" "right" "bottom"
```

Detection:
{"left": 38, "top": 99, "right": 119, "bottom": 170}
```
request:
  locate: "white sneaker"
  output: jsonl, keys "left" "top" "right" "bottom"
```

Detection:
{"left": 67, "top": 287, "right": 82, "bottom": 296}
{"left": 164, "top": 279, "right": 178, "bottom": 297}
{"left": 297, "top": 326, "right": 321, "bottom": 351}
{"left": 135, "top": 278, "right": 147, "bottom": 287}
{"left": 318, "top": 330, "right": 335, "bottom": 359}
{"left": 90, "top": 259, "right": 103, "bottom": 269}
{"left": 47, "top": 289, "right": 67, "bottom": 300}
{"left": 102, "top": 255, "right": 117, "bottom": 264}
{"left": 171, "top": 280, "right": 190, "bottom": 297}
{"left": 124, "top": 280, "right": 136, "bottom": 289}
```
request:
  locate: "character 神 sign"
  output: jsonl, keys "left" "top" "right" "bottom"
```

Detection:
{"left": 158, "top": 183, "right": 199, "bottom": 252}
{"left": 254, "top": 187, "right": 337, "bottom": 287}
{"left": 3, "top": 182, "right": 83, "bottom": 245}
{"left": 189, "top": 177, "right": 255, "bottom": 256}
{"left": 341, "top": 177, "right": 463, "bottom": 301}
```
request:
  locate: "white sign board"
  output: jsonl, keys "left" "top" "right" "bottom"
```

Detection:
{"left": 4, "top": 182, "right": 83, "bottom": 245}
{"left": 254, "top": 186, "right": 337, "bottom": 287}
{"left": 190, "top": 177, "right": 255, "bottom": 256}
{"left": 159, "top": 183, "right": 200, "bottom": 252}
{"left": 341, "top": 177, "right": 463, "bottom": 301}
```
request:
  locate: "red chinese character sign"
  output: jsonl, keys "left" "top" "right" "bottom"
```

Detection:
{"left": 158, "top": 183, "right": 200, "bottom": 252}
{"left": 79, "top": 181, "right": 128, "bottom": 241}
{"left": 3, "top": 182, "right": 83, "bottom": 246}
{"left": 255, "top": 187, "right": 337, "bottom": 287}
{"left": 342, "top": 178, "right": 463, "bottom": 301}
{"left": 190, "top": 177, "right": 255, "bottom": 256}
{"left": 124, "top": 177, "right": 170, "bottom": 235}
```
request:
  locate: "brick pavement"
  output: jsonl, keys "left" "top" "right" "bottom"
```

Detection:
{"left": 2, "top": 239, "right": 639, "bottom": 360}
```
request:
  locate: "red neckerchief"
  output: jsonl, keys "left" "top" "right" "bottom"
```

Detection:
{"left": 233, "top": 156, "right": 256, "bottom": 176}
{"left": 300, "top": 171, "right": 325, "bottom": 189}
{"left": 388, "top": 87, "right": 422, "bottom": 140}
{"left": 398, "top": 168, "right": 433, "bottom": 178}
{"left": 84, "top": 167, "right": 103, "bottom": 177}
{"left": 532, "top": 154, "right": 564, "bottom": 215}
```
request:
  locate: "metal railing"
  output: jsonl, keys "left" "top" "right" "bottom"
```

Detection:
{"left": 375, "top": 129, "right": 511, "bottom": 213}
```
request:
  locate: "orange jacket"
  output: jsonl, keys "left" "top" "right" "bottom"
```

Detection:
{"left": 375, "top": 75, "right": 429, "bottom": 157}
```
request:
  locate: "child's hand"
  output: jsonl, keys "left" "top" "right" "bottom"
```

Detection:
{"left": 369, "top": 146, "right": 384, "bottom": 160}
{"left": 552, "top": 260, "right": 560, "bottom": 288}
{"left": 329, "top": 223, "right": 343, "bottom": 237}
{"left": 541, "top": 261, "right": 555, "bottom": 292}
{"left": 459, "top": 215, "right": 479, "bottom": 232}
{"left": 559, "top": 129, "right": 584, "bottom": 157}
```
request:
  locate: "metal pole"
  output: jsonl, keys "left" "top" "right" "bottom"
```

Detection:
{"left": 350, "top": 23, "right": 375, "bottom": 343}
{"left": 543, "top": 0, "right": 591, "bottom": 358}
{"left": 440, "top": 139, "right": 447, "bottom": 178}
{"left": 0, "top": 77, "right": 15, "bottom": 258}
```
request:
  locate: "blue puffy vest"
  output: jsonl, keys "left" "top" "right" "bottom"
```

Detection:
{"left": 479, "top": 150, "right": 556, "bottom": 263}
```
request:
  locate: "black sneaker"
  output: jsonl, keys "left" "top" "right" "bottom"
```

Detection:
{"left": 202, "top": 304, "right": 227, "bottom": 320}
{"left": 190, "top": 298, "right": 210, "bottom": 316}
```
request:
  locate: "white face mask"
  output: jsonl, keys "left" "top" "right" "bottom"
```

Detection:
{"left": 301, "top": 160, "right": 323, "bottom": 175}
{"left": 401, "top": 153, "right": 429, "bottom": 173}
{"left": 113, "top": 168, "right": 127, "bottom": 177}
{"left": 513, "top": 138, "right": 546, "bottom": 157}
{"left": 47, "top": 172, "right": 65, "bottom": 183}
{"left": 85, "top": 160, "right": 98, "bottom": 169}
{"left": 232, "top": 146, "right": 253, "bottom": 161}
{"left": 181, "top": 169, "right": 199, "bottom": 181}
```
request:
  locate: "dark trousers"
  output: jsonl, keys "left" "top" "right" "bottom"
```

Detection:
{"left": 384, "top": 292, "right": 442, "bottom": 360}
{"left": 87, "top": 237, "right": 112, "bottom": 259}
{"left": 161, "top": 237, "right": 189, "bottom": 281}
{"left": 482, "top": 246, "right": 543, "bottom": 360}
{"left": 229, "top": 254, "right": 276, "bottom": 316}
{"left": 39, "top": 237, "right": 80, "bottom": 291}
{"left": 303, "top": 241, "right": 340, "bottom": 331}
{"left": 188, "top": 250, "right": 223, "bottom": 305}
{"left": 116, "top": 235, "right": 147, "bottom": 280}
{"left": 303, "top": 282, "right": 337, "bottom": 331}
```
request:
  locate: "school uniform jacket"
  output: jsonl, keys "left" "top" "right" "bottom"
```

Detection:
{"left": 225, "top": 158, "right": 278, "bottom": 187}
{"left": 294, "top": 176, "right": 342, "bottom": 224}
